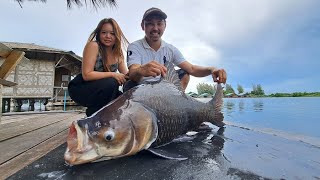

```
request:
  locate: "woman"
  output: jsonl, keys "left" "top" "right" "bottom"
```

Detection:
{"left": 68, "top": 18, "right": 129, "bottom": 116}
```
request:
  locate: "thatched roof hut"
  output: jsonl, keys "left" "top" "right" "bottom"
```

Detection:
{"left": 1, "top": 42, "right": 82, "bottom": 76}
{"left": 0, "top": 42, "right": 82, "bottom": 111}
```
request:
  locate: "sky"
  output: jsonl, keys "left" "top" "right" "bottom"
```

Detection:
{"left": 1, "top": 0, "right": 320, "bottom": 94}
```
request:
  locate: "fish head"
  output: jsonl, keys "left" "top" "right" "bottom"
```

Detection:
{"left": 64, "top": 96, "right": 158, "bottom": 165}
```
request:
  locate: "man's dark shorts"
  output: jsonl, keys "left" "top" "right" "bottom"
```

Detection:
{"left": 123, "top": 69, "right": 188, "bottom": 92}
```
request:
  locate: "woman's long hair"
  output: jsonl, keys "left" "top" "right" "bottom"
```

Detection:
{"left": 88, "top": 18, "right": 129, "bottom": 71}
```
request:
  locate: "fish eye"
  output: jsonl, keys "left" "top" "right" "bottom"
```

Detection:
{"left": 104, "top": 130, "right": 115, "bottom": 141}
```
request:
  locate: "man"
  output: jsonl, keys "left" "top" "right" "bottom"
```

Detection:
{"left": 124, "top": 7, "right": 227, "bottom": 92}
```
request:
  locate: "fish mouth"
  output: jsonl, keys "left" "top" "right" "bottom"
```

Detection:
{"left": 64, "top": 121, "right": 100, "bottom": 165}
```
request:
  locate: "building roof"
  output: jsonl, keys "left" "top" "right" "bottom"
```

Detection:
{"left": 1, "top": 41, "right": 82, "bottom": 76}
{"left": 2, "top": 42, "right": 64, "bottom": 52}
{"left": 1, "top": 41, "right": 82, "bottom": 61}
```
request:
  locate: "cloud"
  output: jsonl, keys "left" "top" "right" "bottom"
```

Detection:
{"left": 179, "top": 41, "right": 221, "bottom": 66}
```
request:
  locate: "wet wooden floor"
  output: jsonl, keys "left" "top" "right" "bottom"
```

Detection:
{"left": 0, "top": 111, "right": 84, "bottom": 179}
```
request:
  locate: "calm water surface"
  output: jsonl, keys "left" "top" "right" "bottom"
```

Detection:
{"left": 221, "top": 97, "right": 320, "bottom": 138}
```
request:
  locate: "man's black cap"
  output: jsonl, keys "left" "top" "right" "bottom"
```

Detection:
{"left": 142, "top": 7, "right": 167, "bottom": 21}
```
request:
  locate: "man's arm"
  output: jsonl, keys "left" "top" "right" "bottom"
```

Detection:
{"left": 178, "top": 61, "right": 227, "bottom": 84}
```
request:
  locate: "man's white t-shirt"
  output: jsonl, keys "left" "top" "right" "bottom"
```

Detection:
{"left": 127, "top": 38, "right": 185, "bottom": 81}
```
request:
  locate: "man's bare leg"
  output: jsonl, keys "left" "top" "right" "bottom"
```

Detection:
{"left": 180, "top": 74, "right": 190, "bottom": 91}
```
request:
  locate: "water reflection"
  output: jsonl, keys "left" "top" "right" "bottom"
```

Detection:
{"left": 253, "top": 100, "right": 264, "bottom": 112}
{"left": 203, "top": 127, "right": 225, "bottom": 151}
{"left": 225, "top": 101, "right": 235, "bottom": 111}
{"left": 223, "top": 98, "right": 265, "bottom": 114}
{"left": 238, "top": 100, "right": 244, "bottom": 112}
{"left": 224, "top": 101, "right": 235, "bottom": 116}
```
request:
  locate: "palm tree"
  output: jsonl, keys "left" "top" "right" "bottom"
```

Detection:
{"left": 14, "top": 0, "right": 117, "bottom": 8}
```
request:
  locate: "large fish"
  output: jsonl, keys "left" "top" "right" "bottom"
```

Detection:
{"left": 64, "top": 62, "right": 224, "bottom": 165}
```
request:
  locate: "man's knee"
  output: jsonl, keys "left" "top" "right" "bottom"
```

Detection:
{"left": 176, "top": 69, "right": 188, "bottom": 80}
{"left": 176, "top": 69, "right": 190, "bottom": 90}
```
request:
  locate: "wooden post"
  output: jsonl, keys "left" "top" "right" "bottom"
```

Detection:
{"left": 0, "top": 44, "right": 26, "bottom": 123}
{"left": 0, "top": 50, "right": 25, "bottom": 79}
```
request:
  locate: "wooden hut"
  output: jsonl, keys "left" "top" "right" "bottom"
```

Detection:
{"left": 0, "top": 42, "right": 82, "bottom": 112}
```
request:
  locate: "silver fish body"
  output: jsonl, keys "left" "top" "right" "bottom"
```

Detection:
{"left": 64, "top": 62, "right": 224, "bottom": 165}
{"left": 128, "top": 80, "right": 224, "bottom": 147}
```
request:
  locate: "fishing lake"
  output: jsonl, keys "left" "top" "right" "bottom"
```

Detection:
{"left": 220, "top": 97, "right": 320, "bottom": 139}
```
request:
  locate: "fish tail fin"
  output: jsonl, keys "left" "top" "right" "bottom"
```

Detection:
{"left": 208, "top": 84, "right": 225, "bottom": 127}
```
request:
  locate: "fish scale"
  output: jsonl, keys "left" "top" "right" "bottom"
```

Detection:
{"left": 129, "top": 80, "right": 221, "bottom": 147}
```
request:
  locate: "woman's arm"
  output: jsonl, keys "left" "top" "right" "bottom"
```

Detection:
{"left": 118, "top": 56, "right": 128, "bottom": 75}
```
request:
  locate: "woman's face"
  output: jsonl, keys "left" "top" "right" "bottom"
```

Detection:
{"left": 99, "top": 23, "right": 116, "bottom": 47}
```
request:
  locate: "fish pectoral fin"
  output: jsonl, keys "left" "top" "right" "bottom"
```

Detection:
{"left": 147, "top": 148, "right": 188, "bottom": 161}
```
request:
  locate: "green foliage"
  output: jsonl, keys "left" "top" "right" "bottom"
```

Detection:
{"left": 269, "top": 93, "right": 291, "bottom": 97}
{"left": 196, "top": 83, "right": 215, "bottom": 95}
{"left": 224, "top": 84, "right": 235, "bottom": 95}
{"left": 237, "top": 84, "right": 244, "bottom": 94}
{"left": 251, "top": 84, "right": 265, "bottom": 96}
{"left": 196, "top": 82, "right": 320, "bottom": 98}
{"left": 269, "top": 92, "right": 320, "bottom": 97}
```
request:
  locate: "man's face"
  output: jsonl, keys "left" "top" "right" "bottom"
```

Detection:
{"left": 142, "top": 17, "right": 166, "bottom": 42}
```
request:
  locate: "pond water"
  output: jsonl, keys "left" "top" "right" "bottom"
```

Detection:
{"left": 219, "top": 97, "right": 320, "bottom": 138}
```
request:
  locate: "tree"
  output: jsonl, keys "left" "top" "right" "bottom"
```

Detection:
{"left": 224, "top": 84, "right": 235, "bottom": 95}
{"left": 196, "top": 83, "right": 215, "bottom": 95}
{"left": 237, "top": 84, "right": 244, "bottom": 94}
{"left": 251, "top": 84, "right": 265, "bottom": 96}
{"left": 14, "top": 0, "right": 117, "bottom": 8}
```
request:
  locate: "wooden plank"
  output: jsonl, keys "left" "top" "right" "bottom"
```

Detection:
{"left": 0, "top": 113, "right": 83, "bottom": 165}
{"left": 0, "top": 113, "right": 80, "bottom": 142}
{"left": 0, "top": 43, "right": 28, "bottom": 63}
{"left": 0, "top": 113, "right": 62, "bottom": 127}
{"left": 0, "top": 43, "right": 12, "bottom": 58}
{"left": 0, "top": 50, "right": 25, "bottom": 79}
{"left": 0, "top": 114, "right": 50, "bottom": 125}
{"left": 0, "top": 78, "right": 17, "bottom": 87}
{"left": 0, "top": 129, "right": 69, "bottom": 179}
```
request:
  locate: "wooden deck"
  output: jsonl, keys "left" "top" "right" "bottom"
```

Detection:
{"left": 0, "top": 111, "right": 85, "bottom": 179}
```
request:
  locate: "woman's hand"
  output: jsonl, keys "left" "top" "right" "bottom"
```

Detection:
{"left": 112, "top": 73, "right": 127, "bottom": 85}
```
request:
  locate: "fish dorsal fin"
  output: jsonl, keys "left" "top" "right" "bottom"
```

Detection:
{"left": 162, "top": 61, "right": 183, "bottom": 90}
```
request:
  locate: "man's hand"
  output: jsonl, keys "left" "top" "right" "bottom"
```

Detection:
{"left": 211, "top": 68, "right": 227, "bottom": 84}
{"left": 140, "top": 61, "right": 167, "bottom": 77}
